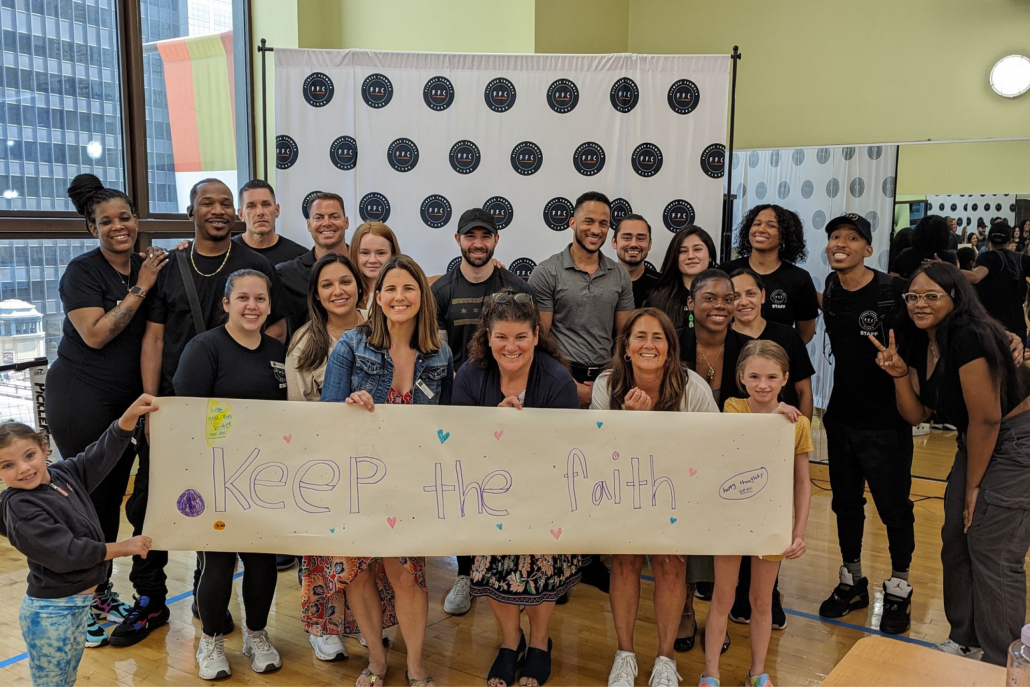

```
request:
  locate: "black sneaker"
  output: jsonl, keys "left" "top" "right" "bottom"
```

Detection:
{"left": 694, "top": 581, "right": 713, "bottom": 601}
{"left": 190, "top": 599, "right": 235, "bottom": 634}
{"left": 879, "top": 578, "right": 912, "bottom": 635}
{"left": 729, "top": 594, "right": 751, "bottom": 624}
{"left": 276, "top": 555, "right": 298, "bottom": 571}
{"left": 579, "top": 557, "right": 610, "bottom": 594}
{"left": 818, "top": 566, "right": 870, "bottom": 618}
{"left": 771, "top": 590, "right": 787, "bottom": 630}
{"left": 109, "top": 596, "right": 170, "bottom": 646}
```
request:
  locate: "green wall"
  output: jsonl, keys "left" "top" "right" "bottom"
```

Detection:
{"left": 897, "top": 140, "right": 1030, "bottom": 195}
{"left": 250, "top": 0, "right": 298, "bottom": 183}
{"left": 535, "top": 0, "right": 628, "bottom": 53}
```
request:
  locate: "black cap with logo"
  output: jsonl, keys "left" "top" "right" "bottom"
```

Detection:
{"left": 987, "top": 221, "right": 1013, "bottom": 245}
{"left": 457, "top": 207, "right": 499, "bottom": 235}
{"left": 825, "top": 213, "right": 872, "bottom": 243}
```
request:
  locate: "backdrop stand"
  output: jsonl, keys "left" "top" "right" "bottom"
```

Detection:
{"left": 722, "top": 45, "right": 742, "bottom": 260}
{"left": 258, "top": 38, "right": 274, "bottom": 180}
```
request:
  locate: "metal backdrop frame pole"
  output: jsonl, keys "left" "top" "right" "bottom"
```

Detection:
{"left": 258, "top": 38, "right": 274, "bottom": 180}
{"left": 722, "top": 45, "right": 742, "bottom": 260}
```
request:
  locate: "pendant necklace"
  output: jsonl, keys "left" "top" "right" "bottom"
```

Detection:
{"left": 697, "top": 343, "right": 724, "bottom": 381}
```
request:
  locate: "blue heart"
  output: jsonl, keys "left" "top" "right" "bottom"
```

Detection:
{"left": 437, "top": 429, "right": 450, "bottom": 444}
{"left": 596, "top": 421, "right": 603, "bottom": 428}
{"left": 330, "top": 528, "right": 336, "bottom": 533}
{"left": 496, "top": 523, "right": 503, "bottom": 531}
{"left": 669, "top": 517, "right": 677, "bottom": 525}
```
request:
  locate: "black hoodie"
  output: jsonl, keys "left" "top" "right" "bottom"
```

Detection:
{"left": 0, "top": 422, "right": 133, "bottom": 598}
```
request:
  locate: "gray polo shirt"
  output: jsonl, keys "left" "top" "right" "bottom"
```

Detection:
{"left": 528, "top": 244, "right": 635, "bottom": 366}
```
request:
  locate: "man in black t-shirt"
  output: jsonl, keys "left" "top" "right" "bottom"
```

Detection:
{"left": 611, "top": 213, "right": 659, "bottom": 308}
{"left": 231, "top": 179, "right": 308, "bottom": 268}
{"left": 964, "top": 222, "right": 1030, "bottom": 339}
{"left": 818, "top": 213, "right": 915, "bottom": 636}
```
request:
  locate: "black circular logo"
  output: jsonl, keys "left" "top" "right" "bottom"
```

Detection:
{"left": 509, "top": 258, "right": 537, "bottom": 282}
{"left": 610, "top": 198, "right": 633, "bottom": 227}
{"left": 610, "top": 77, "right": 640, "bottom": 113}
{"left": 573, "top": 142, "right": 606, "bottom": 176}
{"left": 700, "top": 143, "right": 726, "bottom": 179}
{"left": 301, "top": 190, "right": 321, "bottom": 219}
{"left": 387, "top": 138, "right": 419, "bottom": 173}
{"left": 447, "top": 256, "right": 462, "bottom": 273}
{"left": 770, "top": 289, "right": 788, "bottom": 305}
{"left": 329, "top": 135, "right": 357, "bottom": 171}
{"left": 303, "top": 72, "right": 334, "bottom": 107}
{"left": 482, "top": 196, "right": 514, "bottom": 230}
{"left": 420, "top": 195, "right": 452, "bottom": 229}
{"left": 662, "top": 199, "right": 696, "bottom": 232}
{"left": 631, "top": 142, "right": 664, "bottom": 177}
{"left": 668, "top": 79, "right": 700, "bottom": 115}
{"left": 275, "top": 135, "right": 299, "bottom": 170}
{"left": 547, "top": 78, "right": 579, "bottom": 113}
{"left": 543, "top": 197, "right": 574, "bottom": 232}
{"left": 361, "top": 73, "right": 393, "bottom": 109}
{"left": 359, "top": 192, "right": 391, "bottom": 223}
{"left": 510, "top": 141, "right": 543, "bottom": 176}
{"left": 448, "top": 140, "right": 481, "bottom": 175}
{"left": 485, "top": 77, "right": 516, "bottom": 112}
{"left": 423, "top": 76, "right": 454, "bottom": 111}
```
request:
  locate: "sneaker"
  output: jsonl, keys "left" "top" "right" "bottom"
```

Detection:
{"left": 746, "top": 671, "right": 773, "bottom": 687}
{"left": 85, "top": 614, "right": 110, "bottom": 648}
{"left": 109, "top": 596, "right": 170, "bottom": 646}
{"left": 196, "top": 634, "right": 231, "bottom": 680}
{"left": 649, "top": 656, "right": 682, "bottom": 687}
{"left": 818, "top": 566, "right": 869, "bottom": 618}
{"left": 276, "top": 555, "right": 297, "bottom": 571}
{"left": 580, "top": 557, "right": 611, "bottom": 594}
{"left": 92, "top": 583, "right": 132, "bottom": 621}
{"left": 190, "top": 600, "right": 235, "bottom": 634}
{"left": 728, "top": 594, "right": 751, "bottom": 624}
{"left": 936, "top": 638, "right": 984, "bottom": 660}
{"left": 608, "top": 650, "right": 638, "bottom": 687}
{"left": 356, "top": 630, "right": 390, "bottom": 648}
{"left": 771, "top": 591, "right": 787, "bottom": 630}
{"left": 879, "top": 578, "right": 912, "bottom": 635}
{"left": 444, "top": 575, "right": 472, "bottom": 615}
{"left": 243, "top": 629, "right": 282, "bottom": 673}
{"left": 694, "top": 581, "right": 713, "bottom": 601}
{"left": 309, "top": 633, "right": 347, "bottom": 661}
{"left": 697, "top": 676, "right": 720, "bottom": 687}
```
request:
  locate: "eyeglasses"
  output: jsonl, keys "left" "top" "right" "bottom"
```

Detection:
{"left": 902, "top": 292, "right": 950, "bottom": 304}
{"left": 491, "top": 293, "right": 533, "bottom": 304}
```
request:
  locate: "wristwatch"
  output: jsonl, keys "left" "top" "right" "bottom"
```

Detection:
{"left": 127, "top": 285, "right": 147, "bottom": 299}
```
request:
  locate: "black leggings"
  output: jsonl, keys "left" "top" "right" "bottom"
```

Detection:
{"left": 196, "top": 552, "right": 277, "bottom": 636}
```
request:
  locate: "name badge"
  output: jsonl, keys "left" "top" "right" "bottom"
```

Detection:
{"left": 415, "top": 378, "right": 435, "bottom": 399}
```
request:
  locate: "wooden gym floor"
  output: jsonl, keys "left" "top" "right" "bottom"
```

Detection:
{"left": 0, "top": 428, "right": 1023, "bottom": 686}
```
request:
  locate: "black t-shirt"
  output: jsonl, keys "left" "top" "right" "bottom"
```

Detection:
{"left": 679, "top": 327, "right": 752, "bottom": 410}
{"left": 431, "top": 266, "right": 530, "bottom": 369}
{"left": 631, "top": 268, "right": 660, "bottom": 308}
{"left": 822, "top": 269, "right": 907, "bottom": 428}
{"left": 148, "top": 244, "right": 287, "bottom": 395}
{"left": 974, "top": 249, "right": 1030, "bottom": 338}
{"left": 755, "top": 320, "right": 815, "bottom": 408}
{"left": 720, "top": 257, "right": 819, "bottom": 329}
{"left": 892, "top": 246, "right": 958, "bottom": 279}
{"left": 173, "top": 326, "right": 287, "bottom": 401}
{"left": 56, "top": 248, "right": 150, "bottom": 396}
{"left": 232, "top": 233, "right": 308, "bottom": 269}
{"left": 276, "top": 249, "right": 318, "bottom": 336}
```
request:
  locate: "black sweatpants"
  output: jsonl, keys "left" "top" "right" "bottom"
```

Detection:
{"left": 196, "top": 552, "right": 277, "bottom": 636}
{"left": 124, "top": 436, "right": 168, "bottom": 599}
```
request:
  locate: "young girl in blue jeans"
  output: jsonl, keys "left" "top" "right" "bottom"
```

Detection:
{"left": 0, "top": 394, "right": 158, "bottom": 686}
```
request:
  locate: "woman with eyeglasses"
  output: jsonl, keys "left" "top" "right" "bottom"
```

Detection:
{"left": 872, "top": 262, "right": 1030, "bottom": 666}
{"left": 450, "top": 287, "right": 580, "bottom": 687}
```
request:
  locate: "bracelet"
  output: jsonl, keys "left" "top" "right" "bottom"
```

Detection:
{"left": 888, "top": 368, "right": 910, "bottom": 379}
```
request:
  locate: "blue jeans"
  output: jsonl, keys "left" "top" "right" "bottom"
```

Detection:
{"left": 19, "top": 593, "right": 92, "bottom": 687}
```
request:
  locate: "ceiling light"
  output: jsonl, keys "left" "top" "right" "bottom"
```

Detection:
{"left": 990, "top": 55, "right": 1030, "bottom": 98}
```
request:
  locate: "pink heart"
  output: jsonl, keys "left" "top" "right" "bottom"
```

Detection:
{"left": 689, "top": 468, "right": 697, "bottom": 477}
{"left": 283, "top": 434, "right": 293, "bottom": 444}
{"left": 494, "top": 431, "right": 503, "bottom": 440}
{"left": 387, "top": 517, "right": 397, "bottom": 529}
{"left": 550, "top": 528, "right": 562, "bottom": 541}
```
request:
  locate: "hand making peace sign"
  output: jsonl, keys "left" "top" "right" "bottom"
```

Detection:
{"left": 868, "top": 329, "right": 910, "bottom": 378}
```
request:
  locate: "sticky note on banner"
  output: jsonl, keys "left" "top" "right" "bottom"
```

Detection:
{"left": 205, "top": 399, "right": 233, "bottom": 446}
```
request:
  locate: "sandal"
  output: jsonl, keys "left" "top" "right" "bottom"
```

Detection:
{"left": 674, "top": 620, "right": 697, "bottom": 652}
{"left": 359, "top": 667, "right": 387, "bottom": 687}
{"left": 487, "top": 633, "right": 527, "bottom": 687}
{"left": 519, "top": 638, "right": 553, "bottom": 687}
{"left": 721, "top": 632, "right": 730, "bottom": 655}
{"left": 407, "top": 671, "right": 436, "bottom": 687}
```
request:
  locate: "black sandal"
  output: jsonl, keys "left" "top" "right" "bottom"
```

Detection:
{"left": 487, "top": 633, "right": 527, "bottom": 687}
{"left": 721, "top": 632, "right": 730, "bottom": 654}
{"left": 674, "top": 620, "right": 697, "bottom": 652}
{"left": 519, "top": 638, "right": 552, "bottom": 687}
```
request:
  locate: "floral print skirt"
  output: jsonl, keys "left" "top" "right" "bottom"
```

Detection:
{"left": 470, "top": 554, "right": 583, "bottom": 605}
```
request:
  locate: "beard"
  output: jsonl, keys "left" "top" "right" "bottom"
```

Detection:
{"left": 462, "top": 245, "right": 494, "bottom": 267}
{"left": 619, "top": 251, "right": 645, "bottom": 266}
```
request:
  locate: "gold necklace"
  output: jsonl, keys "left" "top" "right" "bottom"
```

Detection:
{"left": 929, "top": 339, "right": 940, "bottom": 364}
{"left": 190, "top": 241, "right": 232, "bottom": 278}
{"left": 697, "top": 342, "right": 724, "bottom": 381}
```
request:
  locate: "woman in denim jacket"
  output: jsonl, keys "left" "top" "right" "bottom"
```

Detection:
{"left": 321, "top": 254, "right": 451, "bottom": 687}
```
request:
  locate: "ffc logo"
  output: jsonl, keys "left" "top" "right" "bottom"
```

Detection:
{"left": 508, "top": 258, "right": 537, "bottom": 282}
{"left": 769, "top": 289, "right": 788, "bottom": 306}
{"left": 275, "top": 135, "right": 299, "bottom": 170}
{"left": 423, "top": 76, "right": 455, "bottom": 111}
{"left": 361, "top": 73, "right": 394, "bottom": 109}
{"left": 610, "top": 198, "right": 633, "bottom": 227}
{"left": 631, "top": 143, "right": 664, "bottom": 177}
{"left": 700, "top": 143, "right": 726, "bottom": 179}
{"left": 301, "top": 190, "right": 322, "bottom": 220}
{"left": 485, "top": 77, "right": 517, "bottom": 112}
{"left": 329, "top": 136, "right": 357, "bottom": 171}
{"left": 610, "top": 77, "right": 640, "bottom": 113}
{"left": 420, "top": 195, "right": 452, "bottom": 229}
{"left": 449, "top": 140, "right": 481, "bottom": 175}
{"left": 387, "top": 138, "right": 419, "bottom": 173}
{"left": 303, "top": 72, "right": 334, "bottom": 107}
{"left": 483, "top": 196, "right": 514, "bottom": 230}
{"left": 668, "top": 79, "right": 700, "bottom": 115}
{"left": 662, "top": 199, "right": 696, "bottom": 232}
{"left": 859, "top": 310, "right": 880, "bottom": 332}
{"left": 547, "top": 78, "right": 579, "bottom": 114}
{"left": 543, "top": 197, "right": 574, "bottom": 232}
{"left": 573, "top": 142, "right": 606, "bottom": 176}
{"left": 510, "top": 141, "right": 543, "bottom": 176}
{"left": 359, "top": 192, "right": 391, "bottom": 223}
{"left": 447, "top": 256, "right": 462, "bottom": 273}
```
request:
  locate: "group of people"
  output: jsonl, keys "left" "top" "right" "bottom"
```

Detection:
{"left": 2, "top": 174, "right": 1030, "bottom": 687}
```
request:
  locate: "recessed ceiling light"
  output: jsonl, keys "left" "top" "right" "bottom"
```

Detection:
{"left": 990, "top": 55, "right": 1030, "bottom": 98}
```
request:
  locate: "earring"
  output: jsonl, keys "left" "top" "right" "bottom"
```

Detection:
{"left": 688, "top": 312, "right": 694, "bottom": 329}
{"left": 624, "top": 354, "right": 632, "bottom": 362}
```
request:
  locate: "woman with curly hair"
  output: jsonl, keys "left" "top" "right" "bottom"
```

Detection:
{"left": 721, "top": 204, "right": 819, "bottom": 343}
{"left": 645, "top": 226, "right": 717, "bottom": 330}
{"left": 450, "top": 287, "right": 581, "bottom": 687}
{"left": 891, "top": 214, "right": 958, "bottom": 279}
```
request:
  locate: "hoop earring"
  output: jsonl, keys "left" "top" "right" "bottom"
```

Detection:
{"left": 624, "top": 354, "right": 632, "bottom": 362}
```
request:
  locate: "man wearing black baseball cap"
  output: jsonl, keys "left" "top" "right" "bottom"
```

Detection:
{"left": 963, "top": 221, "right": 1030, "bottom": 339}
{"left": 431, "top": 207, "right": 530, "bottom": 616}
{"left": 818, "top": 213, "right": 916, "bottom": 635}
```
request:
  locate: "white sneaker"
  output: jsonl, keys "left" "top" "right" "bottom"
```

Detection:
{"left": 609, "top": 650, "right": 638, "bottom": 687}
{"left": 444, "top": 575, "right": 473, "bottom": 615}
{"left": 648, "top": 656, "right": 681, "bottom": 687}
{"left": 356, "top": 630, "right": 390, "bottom": 648}
{"left": 309, "top": 633, "right": 347, "bottom": 661}
{"left": 936, "top": 638, "right": 984, "bottom": 660}
{"left": 243, "top": 629, "right": 282, "bottom": 673}
{"left": 196, "top": 634, "right": 231, "bottom": 680}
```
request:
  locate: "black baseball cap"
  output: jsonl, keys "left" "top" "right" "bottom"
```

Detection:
{"left": 825, "top": 213, "right": 872, "bottom": 243}
{"left": 988, "top": 221, "right": 1013, "bottom": 245}
{"left": 457, "top": 207, "right": 498, "bottom": 235}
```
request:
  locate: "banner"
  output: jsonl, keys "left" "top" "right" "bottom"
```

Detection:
{"left": 144, "top": 398, "right": 794, "bottom": 557}
{"left": 273, "top": 49, "right": 731, "bottom": 276}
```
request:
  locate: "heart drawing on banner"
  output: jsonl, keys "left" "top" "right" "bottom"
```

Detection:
{"left": 493, "top": 431, "right": 503, "bottom": 440}
{"left": 329, "top": 528, "right": 335, "bottom": 533}
{"left": 670, "top": 517, "right": 677, "bottom": 524}
{"left": 437, "top": 429, "right": 450, "bottom": 444}
{"left": 496, "top": 523, "right": 503, "bottom": 531}
{"left": 689, "top": 468, "right": 698, "bottom": 477}
{"left": 550, "top": 528, "right": 562, "bottom": 540}
{"left": 387, "top": 517, "right": 397, "bottom": 529}
{"left": 596, "top": 421, "right": 603, "bottom": 429}
{"left": 283, "top": 434, "right": 292, "bottom": 444}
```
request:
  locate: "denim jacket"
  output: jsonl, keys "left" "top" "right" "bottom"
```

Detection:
{"left": 321, "top": 327, "right": 453, "bottom": 405}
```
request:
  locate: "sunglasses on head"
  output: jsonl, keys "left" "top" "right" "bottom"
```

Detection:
{"left": 491, "top": 293, "right": 533, "bottom": 304}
